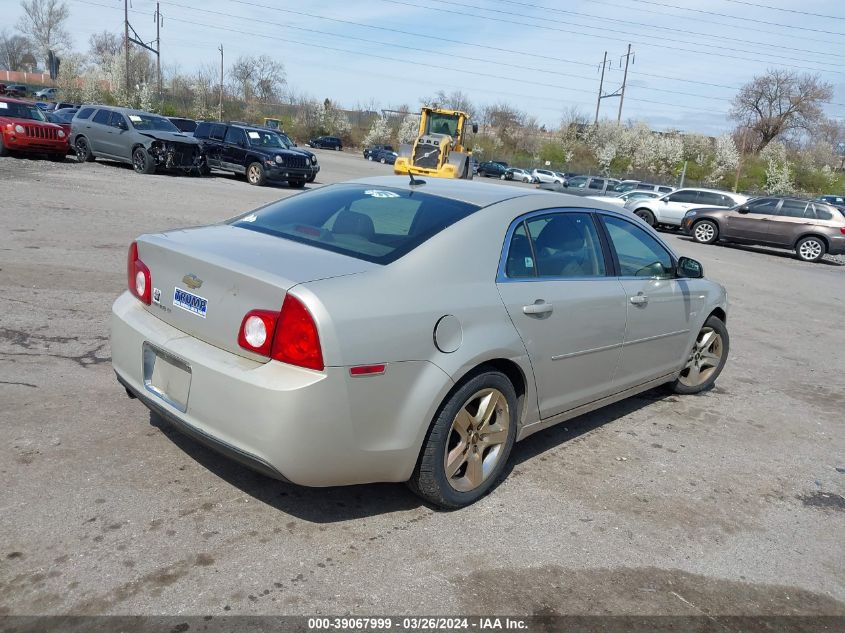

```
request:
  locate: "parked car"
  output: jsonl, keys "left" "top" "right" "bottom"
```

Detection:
{"left": 683, "top": 197, "right": 845, "bottom": 263}
{"left": 4, "top": 84, "right": 28, "bottom": 98}
{"left": 371, "top": 147, "right": 398, "bottom": 164}
{"left": 504, "top": 167, "right": 534, "bottom": 183}
{"left": 167, "top": 117, "right": 198, "bottom": 135}
{"left": 625, "top": 187, "right": 747, "bottom": 228}
{"left": 194, "top": 121, "right": 319, "bottom": 187}
{"left": 540, "top": 175, "right": 621, "bottom": 196}
{"left": 71, "top": 105, "right": 205, "bottom": 174}
{"left": 0, "top": 97, "right": 69, "bottom": 160}
{"left": 586, "top": 190, "right": 662, "bottom": 207}
{"left": 614, "top": 180, "right": 674, "bottom": 195}
{"left": 532, "top": 168, "right": 564, "bottom": 184}
{"left": 477, "top": 161, "right": 508, "bottom": 178}
{"left": 111, "top": 176, "right": 728, "bottom": 508}
{"left": 34, "top": 87, "right": 59, "bottom": 100}
{"left": 816, "top": 194, "right": 845, "bottom": 206}
{"left": 363, "top": 144, "right": 393, "bottom": 160}
{"left": 308, "top": 135, "right": 343, "bottom": 150}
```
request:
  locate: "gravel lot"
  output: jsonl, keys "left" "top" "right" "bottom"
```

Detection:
{"left": 1, "top": 150, "right": 843, "bottom": 618}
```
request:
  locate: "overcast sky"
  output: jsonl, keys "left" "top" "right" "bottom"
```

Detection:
{"left": 11, "top": 0, "right": 845, "bottom": 134}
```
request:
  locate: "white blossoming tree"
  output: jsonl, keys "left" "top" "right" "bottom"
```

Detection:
{"left": 363, "top": 116, "right": 391, "bottom": 147}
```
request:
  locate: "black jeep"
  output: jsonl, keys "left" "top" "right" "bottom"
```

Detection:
{"left": 194, "top": 121, "right": 320, "bottom": 187}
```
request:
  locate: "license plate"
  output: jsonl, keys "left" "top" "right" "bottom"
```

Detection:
{"left": 173, "top": 287, "right": 207, "bottom": 318}
{"left": 142, "top": 343, "right": 191, "bottom": 412}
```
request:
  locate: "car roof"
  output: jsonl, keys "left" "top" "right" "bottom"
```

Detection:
{"left": 84, "top": 105, "right": 167, "bottom": 116}
{"left": 678, "top": 187, "right": 740, "bottom": 194}
{"left": 346, "top": 175, "right": 566, "bottom": 206}
{"left": 0, "top": 96, "right": 30, "bottom": 105}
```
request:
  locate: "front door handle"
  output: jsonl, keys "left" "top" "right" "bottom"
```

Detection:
{"left": 630, "top": 294, "right": 648, "bottom": 305}
{"left": 523, "top": 301, "right": 554, "bottom": 316}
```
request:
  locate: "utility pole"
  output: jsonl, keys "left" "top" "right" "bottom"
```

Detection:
{"left": 155, "top": 2, "right": 162, "bottom": 99}
{"left": 617, "top": 44, "right": 633, "bottom": 124}
{"left": 124, "top": 0, "right": 130, "bottom": 94}
{"left": 218, "top": 45, "right": 224, "bottom": 121}
{"left": 594, "top": 51, "right": 607, "bottom": 126}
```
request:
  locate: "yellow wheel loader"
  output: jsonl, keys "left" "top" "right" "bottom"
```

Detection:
{"left": 394, "top": 107, "right": 477, "bottom": 179}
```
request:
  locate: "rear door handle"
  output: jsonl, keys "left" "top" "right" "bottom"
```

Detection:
{"left": 523, "top": 301, "right": 553, "bottom": 316}
{"left": 630, "top": 294, "right": 648, "bottom": 305}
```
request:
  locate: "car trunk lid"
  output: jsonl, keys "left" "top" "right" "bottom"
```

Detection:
{"left": 136, "top": 224, "right": 374, "bottom": 361}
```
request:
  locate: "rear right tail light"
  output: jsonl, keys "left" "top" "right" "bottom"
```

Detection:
{"left": 237, "top": 294, "right": 324, "bottom": 371}
{"left": 127, "top": 241, "right": 151, "bottom": 305}
{"left": 840, "top": 227, "right": 845, "bottom": 235}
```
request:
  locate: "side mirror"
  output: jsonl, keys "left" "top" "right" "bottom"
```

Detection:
{"left": 677, "top": 256, "right": 704, "bottom": 279}
{"left": 293, "top": 142, "right": 297, "bottom": 147}
{"left": 737, "top": 205, "right": 749, "bottom": 214}
{"left": 117, "top": 120, "right": 127, "bottom": 130}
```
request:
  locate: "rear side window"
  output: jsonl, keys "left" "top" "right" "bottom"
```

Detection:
{"left": 230, "top": 184, "right": 481, "bottom": 265}
{"left": 778, "top": 200, "right": 808, "bottom": 218}
{"left": 92, "top": 109, "right": 111, "bottom": 124}
{"left": 811, "top": 204, "right": 833, "bottom": 220}
{"left": 76, "top": 107, "right": 95, "bottom": 120}
{"left": 194, "top": 122, "right": 211, "bottom": 138}
{"left": 210, "top": 124, "right": 226, "bottom": 141}
{"left": 521, "top": 212, "right": 606, "bottom": 278}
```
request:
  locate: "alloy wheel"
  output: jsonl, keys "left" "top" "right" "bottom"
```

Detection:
{"left": 694, "top": 221, "right": 716, "bottom": 243}
{"left": 443, "top": 388, "right": 510, "bottom": 492}
{"left": 132, "top": 150, "right": 145, "bottom": 172}
{"left": 798, "top": 239, "right": 823, "bottom": 261}
{"left": 678, "top": 326, "right": 723, "bottom": 387}
{"left": 248, "top": 165, "right": 260, "bottom": 184}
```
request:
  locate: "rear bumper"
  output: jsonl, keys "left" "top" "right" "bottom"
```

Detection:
{"left": 826, "top": 234, "right": 845, "bottom": 255}
{"left": 111, "top": 292, "right": 451, "bottom": 486}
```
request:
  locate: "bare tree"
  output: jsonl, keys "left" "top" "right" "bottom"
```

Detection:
{"left": 229, "top": 54, "right": 285, "bottom": 103}
{"left": 88, "top": 31, "right": 121, "bottom": 71}
{"left": 16, "top": 0, "right": 71, "bottom": 68}
{"left": 420, "top": 90, "right": 476, "bottom": 119}
{"left": 0, "top": 29, "right": 36, "bottom": 71}
{"left": 730, "top": 69, "right": 833, "bottom": 152}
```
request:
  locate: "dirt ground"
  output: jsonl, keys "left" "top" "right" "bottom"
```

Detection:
{"left": 0, "top": 150, "right": 843, "bottom": 618}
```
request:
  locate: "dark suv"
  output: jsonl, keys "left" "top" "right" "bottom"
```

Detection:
{"left": 308, "top": 135, "right": 343, "bottom": 150}
{"left": 194, "top": 122, "right": 320, "bottom": 187}
{"left": 363, "top": 144, "right": 393, "bottom": 160}
{"left": 477, "top": 161, "right": 508, "bottom": 178}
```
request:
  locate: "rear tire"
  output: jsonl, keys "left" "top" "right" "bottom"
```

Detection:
{"left": 408, "top": 370, "right": 517, "bottom": 509}
{"left": 634, "top": 208, "right": 656, "bottom": 227}
{"left": 795, "top": 236, "right": 826, "bottom": 262}
{"left": 75, "top": 136, "right": 94, "bottom": 162}
{"left": 691, "top": 219, "right": 718, "bottom": 244}
{"left": 246, "top": 161, "right": 266, "bottom": 186}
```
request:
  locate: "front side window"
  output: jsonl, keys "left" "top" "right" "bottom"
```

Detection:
{"left": 505, "top": 212, "right": 606, "bottom": 279}
{"left": 743, "top": 198, "right": 779, "bottom": 213}
{"left": 230, "top": 184, "right": 480, "bottom": 265}
{"left": 567, "top": 176, "right": 588, "bottom": 188}
{"left": 588, "top": 178, "right": 605, "bottom": 190}
{"left": 602, "top": 215, "right": 674, "bottom": 279}
{"left": 108, "top": 112, "right": 126, "bottom": 128}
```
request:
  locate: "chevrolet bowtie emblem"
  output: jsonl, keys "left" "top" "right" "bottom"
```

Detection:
{"left": 182, "top": 274, "right": 203, "bottom": 289}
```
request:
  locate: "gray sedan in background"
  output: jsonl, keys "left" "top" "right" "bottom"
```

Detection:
{"left": 112, "top": 177, "right": 730, "bottom": 508}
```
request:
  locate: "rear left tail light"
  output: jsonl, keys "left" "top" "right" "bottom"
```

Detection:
{"left": 237, "top": 294, "right": 324, "bottom": 371}
{"left": 127, "top": 241, "right": 151, "bottom": 305}
{"left": 840, "top": 227, "right": 845, "bottom": 235}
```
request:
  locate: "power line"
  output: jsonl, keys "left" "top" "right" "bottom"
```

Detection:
{"left": 379, "top": 0, "right": 838, "bottom": 72}
{"left": 721, "top": 0, "right": 845, "bottom": 19}
{"left": 502, "top": 0, "right": 845, "bottom": 60}
{"left": 604, "top": 0, "right": 845, "bottom": 36}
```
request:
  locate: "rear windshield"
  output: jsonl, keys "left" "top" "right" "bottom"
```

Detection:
{"left": 229, "top": 184, "right": 481, "bottom": 264}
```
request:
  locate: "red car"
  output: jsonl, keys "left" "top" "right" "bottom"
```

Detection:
{"left": 0, "top": 96, "right": 69, "bottom": 159}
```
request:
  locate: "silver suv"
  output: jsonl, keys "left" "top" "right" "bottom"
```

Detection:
{"left": 70, "top": 106, "right": 205, "bottom": 174}
{"left": 624, "top": 187, "right": 747, "bottom": 228}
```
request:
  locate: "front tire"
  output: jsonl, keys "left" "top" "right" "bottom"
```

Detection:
{"left": 671, "top": 315, "right": 729, "bottom": 395}
{"left": 691, "top": 219, "right": 718, "bottom": 244}
{"left": 288, "top": 178, "right": 305, "bottom": 188}
{"left": 795, "top": 236, "right": 826, "bottom": 262}
{"left": 246, "top": 161, "right": 266, "bottom": 186}
{"left": 380, "top": 157, "right": 386, "bottom": 164}
{"left": 132, "top": 147, "right": 156, "bottom": 174}
{"left": 409, "top": 370, "right": 517, "bottom": 509}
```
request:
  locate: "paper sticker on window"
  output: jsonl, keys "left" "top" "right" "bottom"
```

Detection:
{"left": 0, "top": 102, "right": 7, "bottom": 109}
{"left": 363, "top": 189, "right": 400, "bottom": 198}
{"left": 524, "top": 257, "right": 534, "bottom": 269}
{"left": 247, "top": 131, "right": 260, "bottom": 139}
{"left": 129, "top": 115, "right": 142, "bottom": 122}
